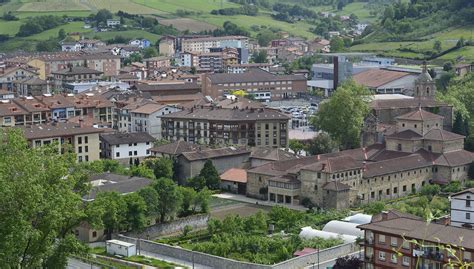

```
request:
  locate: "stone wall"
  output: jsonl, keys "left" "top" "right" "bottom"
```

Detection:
{"left": 125, "top": 214, "right": 209, "bottom": 239}
{"left": 117, "top": 235, "right": 357, "bottom": 269}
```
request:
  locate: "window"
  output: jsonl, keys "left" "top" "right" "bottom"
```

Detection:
{"left": 467, "top": 196, "right": 471, "bottom": 207}
{"left": 371, "top": 191, "right": 375, "bottom": 199}
{"left": 116, "top": 152, "right": 120, "bottom": 157}
{"left": 466, "top": 213, "right": 471, "bottom": 220}
{"left": 134, "top": 150, "right": 137, "bottom": 156}
{"left": 78, "top": 146, "right": 82, "bottom": 153}
{"left": 129, "top": 151, "right": 132, "bottom": 156}
{"left": 85, "top": 155, "right": 89, "bottom": 162}
{"left": 402, "top": 241, "right": 410, "bottom": 249}
{"left": 85, "top": 146, "right": 88, "bottom": 153}
{"left": 78, "top": 137, "right": 82, "bottom": 144}
{"left": 391, "top": 237, "right": 397, "bottom": 246}
{"left": 85, "top": 136, "right": 88, "bottom": 143}
{"left": 391, "top": 253, "right": 397, "bottom": 263}
{"left": 397, "top": 144, "right": 402, "bottom": 151}
{"left": 428, "top": 145, "right": 432, "bottom": 151}
{"left": 378, "top": 234, "right": 385, "bottom": 243}
{"left": 394, "top": 187, "right": 398, "bottom": 194}
{"left": 386, "top": 189, "right": 390, "bottom": 195}
{"left": 92, "top": 231, "right": 97, "bottom": 238}
{"left": 379, "top": 251, "right": 386, "bottom": 261}
{"left": 403, "top": 185, "right": 407, "bottom": 192}
{"left": 78, "top": 156, "right": 83, "bottom": 162}
{"left": 402, "top": 256, "right": 410, "bottom": 266}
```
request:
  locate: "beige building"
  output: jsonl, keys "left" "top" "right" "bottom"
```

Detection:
{"left": 181, "top": 36, "right": 248, "bottom": 53}
{"left": 19, "top": 122, "right": 103, "bottom": 162}
{"left": 247, "top": 108, "right": 474, "bottom": 209}
{"left": 161, "top": 106, "right": 290, "bottom": 148}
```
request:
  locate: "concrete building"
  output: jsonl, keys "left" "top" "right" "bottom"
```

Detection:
{"left": 18, "top": 122, "right": 103, "bottom": 163}
{"left": 0, "top": 66, "right": 39, "bottom": 91}
{"left": 181, "top": 35, "right": 248, "bottom": 53}
{"left": 353, "top": 68, "right": 418, "bottom": 94}
{"left": 51, "top": 66, "right": 103, "bottom": 90}
{"left": 161, "top": 106, "right": 290, "bottom": 148}
{"left": 100, "top": 132, "right": 155, "bottom": 165}
{"left": 202, "top": 68, "right": 307, "bottom": 100}
{"left": 246, "top": 108, "right": 473, "bottom": 209}
{"left": 358, "top": 210, "right": 474, "bottom": 269}
{"left": 450, "top": 188, "right": 474, "bottom": 229}
{"left": 159, "top": 37, "right": 176, "bottom": 57}
{"left": 15, "top": 77, "right": 49, "bottom": 96}
{"left": 130, "top": 103, "right": 181, "bottom": 138}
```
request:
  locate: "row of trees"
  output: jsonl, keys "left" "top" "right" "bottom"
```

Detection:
{"left": 211, "top": 5, "right": 259, "bottom": 16}
{"left": 16, "top": 15, "right": 64, "bottom": 37}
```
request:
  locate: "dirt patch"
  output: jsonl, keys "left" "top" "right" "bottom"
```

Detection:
{"left": 210, "top": 203, "right": 271, "bottom": 220}
{"left": 159, "top": 18, "right": 217, "bottom": 33}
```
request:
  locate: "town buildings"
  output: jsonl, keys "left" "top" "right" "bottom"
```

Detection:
{"left": 450, "top": 188, "right": 474, "bottom": 229}
{"left": 202, "top": 68, "right": 307, "bottom": 100}
{"left": 100, "top": 132, "right": 155, "bottom": 165}
{"left": 51, "top": 66, "right": 103, "bottom": 90}
{"left": 161, "top": 106, "right": 290, "bottom": 148}
{"left": 18, "top": 122, "right": 103, "bottom": 163}
{"left": 130, "top": 103, "right": 181, "bottom": 138}
{"left": 246, "top": 107, "right": 473, "bottom": 209}
{"left": 359, "top": 210, "right": 474, "bottom": 269}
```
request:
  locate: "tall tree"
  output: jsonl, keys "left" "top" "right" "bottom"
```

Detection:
{"left": 330, "top": 37, "right": 344, "bottom": 52}
{"left": 92, "top": 192, "right": 127, "bottom": 239}
{"left": 124, "top": 193, "right": 147, "bottom": 231}
{"left": 311, "top": 80, "right": 371, "bottom": 149}
{"left": 198, "top": 160, "right": 220, "bottom": 190}
{"left": 138, "top": 187, "right": 160, "bottom": 218}
{"left": 0, "top": 129, "right": 90, "bottom": 268}
{"left": 307, "top": 132, "right": 338, "bottom": 155}
{"left": 154, "top": 178, "right": 182, "bottom": 222}
{"left": 288, "top": 139, "right": 304, "bottom": 155}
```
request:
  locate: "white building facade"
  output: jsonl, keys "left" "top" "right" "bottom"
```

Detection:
{"left": 130, "top": 104, "right": 181, "bottom": 138}
{"left": 450, "top": 189, "right": 474, "bottom": 228}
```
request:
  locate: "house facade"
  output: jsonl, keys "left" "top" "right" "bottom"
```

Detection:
{"left": 450, "top": 188, "right": 474, "bottom": 229}
{"left": 100, "top": 132, "right": 155, "bottom": 165}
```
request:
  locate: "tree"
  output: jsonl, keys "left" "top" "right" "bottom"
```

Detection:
{"left": 311, "top": 81, "right": 371, "bottom": 149}
{"left": 130, "top": 163, "right": 155, "bottom": 179}
{"left": 288, "top": 139, "right": 304, "bottom": 155}
{"left": 58, "top": 28, "right": 66, "bottom": 40}
{"left": 193, "top": 187, "right": 211, "bottom": 213}
{"left": 433, "top": 40, "right": 442, "bottom": 53}
{"left": 124, "top": 193, "right": 147, "bottom": 231}
{"left": 198, "top": 160, "right": 220, "bottom": 190}
{"left": 138, "top": 187, "right": 160, "bottom": 218}
{"left": 92, "top": 191, "right": 127, "bottom": 239}
{"left": 257, "top": 29, "right": 277, "bottom": 47}
{"left": 143, "top": 47, "right": 158, "bottom": 58}
{"left": 468, "top": 162, "right": 474, "bottom": 180}
{"left": 0, "top": 129, "right": 90, "bottom": 267}
{"left": 253, "top": 50, "right": 268, "bottom": 63}
{"left": 95, "top": 9, "right": 113, "bottom": 25}
{"left": 187, "top": 175, "right": 207, "bottom": 191}
{"left": 452, "top": 112, "right": 468, "bottom": 136}
{"left": 333, "top": 255, "right": 363, "bottom": 269}
{"left": 179, "top": 186, "right": 197, "bottom": 214}
{"left": 307, "top": 133, "right": 338, "bottom": 155}
{"left": 330, "top": 37, "right": 344, "bottom": 52}
{"left": 363, "top": 201, "right": 385, "bottom": 215}
{"left": 154, "top": 178, "right": 182, "bottom": 222}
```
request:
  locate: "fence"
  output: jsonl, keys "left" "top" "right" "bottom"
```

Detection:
{"left": 117, "top": 234, "right": 358, "bottom": 269}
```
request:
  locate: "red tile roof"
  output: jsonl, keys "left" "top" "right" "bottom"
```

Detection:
{"left": 220, "top": 168, "right": 247, "bottom": 183}
{"left": 353, "top": 69, "right": 411, "bottom": 88}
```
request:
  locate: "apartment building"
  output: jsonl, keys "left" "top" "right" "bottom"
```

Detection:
{"left": 450, "top": 188, "right": 474, "bottom": 229}
{"left": 0, "top": 65, "right": 39, "bottom": 91}
{"left": 161, "top": 106, "right": 290, "bottom": 148}
{"left": 100, "top": 132, "right": 155, "bottom": 165}
{"left": 202, "top": 68, "right": 307, "bottom": 100}
{"left": 130, "top": 103, "right": 181, "bottom": 138}
{"left": 181, "top": 36, "right": 248, "bottom": 53}
{"left": 27, "top": 52, "right": 120, "bottom": 79}
{"left": 51, "top": 66, "right": 103, "bottom": 90}
{"left": 246, "top": 108, "right": 474, "bottom": 209}
{"left": 358, "top": 210, "right": 474, "bottom": 269}
{"left": 19, "top": 122, "right": 103, "bottom": 162}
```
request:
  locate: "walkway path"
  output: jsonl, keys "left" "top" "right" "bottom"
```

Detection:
{"left": 213, "top": 193, "right": 307, "bottom": 211}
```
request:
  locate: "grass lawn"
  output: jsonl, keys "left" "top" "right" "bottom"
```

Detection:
{"left": 131, "top": 0, "right": 239, "bottom": 13}
{"left": 0, "top": 19, "right": 22, "bottom": 36}
{"left": 438, "top": 46, "right": 474, "bottom": 61}
{"left": 84, "top": 30, "right": 161, "bottom": 42}
{"left": 209, "top": 196, "right": 243, "bottom": 209}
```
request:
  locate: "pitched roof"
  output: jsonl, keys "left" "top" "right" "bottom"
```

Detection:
{"left": 150, "top": 140, "right": 203, "bottom": 155}
{"left": 358, "top": 212, "right": 474, "bottom": 250}
{"left": 100, "top": 132, "right": 155, "bottom": 145}
{"left": 84, "top": 173, "right": 152, "bottom": 201}
{"left": 181, "top": 146, "right": 250, "bottom": 161}
{"left": 423, "top": 128, "right": 465, "bottom": 141}
{"left": 19, "top": 122, "right": 103, "bottom": 140}
{"left": 250, "top": 147, "right": 298, "bottom": 161}
{"left": 220, "top": 168, "right": 247, "bottom": 183}
{"left": 396, "top": 108, "right": 444, "bottom": 121}
{"left": 450, "top": 188, "right": 474, "bottom": 198}
{"left": 370, "top": 98, "right": 450, "bottom": 110}
{"left": 52, "top": 66, "right": 103, "bottom": 75}
{"left": 207, "top": 68, "right": 306, "bottom": 84}
{"left": 353, "top": 69, "right": 412, "bottom": 88}
{"left": 323, "top": 181, "right": 351, "bottom": 191}
{"left": 161, "top": 107, "right": 290, "bottom": 122}
{"left": 131, "top": 103, "right": 166, "bottom": 114}
{"left": 385, "top": 129, "right": 423, "bottom": 140}
{"left": 363, "top": 153, "right": 432, "bottom": 178}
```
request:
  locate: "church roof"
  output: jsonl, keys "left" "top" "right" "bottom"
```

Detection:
{"left": 415, "top": 69, "right": 433, "bottom": 83}
{"left": 423, "top": 128, "right": 465, "bottom": 141}
{"left": 385, "top": 129, "right": 423, "bottom": 140}
{"left": 396, "top": 108, "right": 444, "bottom": 121}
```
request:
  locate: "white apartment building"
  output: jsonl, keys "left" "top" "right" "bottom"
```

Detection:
{"left": 100, "top": 132, "right": 155, "bottom": 165}
{"left": 130, "top": 104, "right": 181, "bottom": 139}
{"left": 181, "top": 36, "right": 248, "bottom": 53}
{"left": 450, "top": 188, "right": 474, "bottom": 228}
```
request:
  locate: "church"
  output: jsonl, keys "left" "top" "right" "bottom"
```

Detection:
{"left": 246, "top": 66, "right": 473, "bottom": 209}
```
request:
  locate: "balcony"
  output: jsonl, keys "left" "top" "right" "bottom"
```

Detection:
{"left": 360, "top": 238, "right": 374, "bottom": 246}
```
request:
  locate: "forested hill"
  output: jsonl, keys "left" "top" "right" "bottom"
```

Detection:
{"left": 365, "top": 0, "right": 474, "bottom": 42}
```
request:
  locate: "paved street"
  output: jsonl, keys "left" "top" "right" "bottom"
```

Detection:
{"left": 67, "top": 258, "right": 101, "bottom": 269}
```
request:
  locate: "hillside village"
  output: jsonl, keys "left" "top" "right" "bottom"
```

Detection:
{"left": 0, "top": 0, "right": 474, "bottom": 269}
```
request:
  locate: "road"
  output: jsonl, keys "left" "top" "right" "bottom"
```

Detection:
{"left": 67, "top": 258, "right": 101, "bottom": 269}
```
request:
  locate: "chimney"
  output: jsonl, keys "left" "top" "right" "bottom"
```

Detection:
{"left": 321, "top": 163, "right": 326, "bottom": 171}
{"left": 333, "top": 56, "right": 339, "bottom": 90}
{"left": 381, "top": 211, "right": 389, "bottom": 221}
{"left": 79, "top": 117, "right": 84, "bottom": 128}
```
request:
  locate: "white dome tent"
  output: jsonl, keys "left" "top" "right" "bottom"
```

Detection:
{"left": 298, "top": 227, "right": 357, "bottom": 244}
{"left": 322, "top": 220, "right": 363, "bottom": 237}
{"left": 342, "top": 213, "right": 372, "bottom": 225}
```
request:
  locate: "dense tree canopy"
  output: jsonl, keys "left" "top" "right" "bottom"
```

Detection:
{"left": 311, "top": 80, "right": 371, "bottom": 149}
